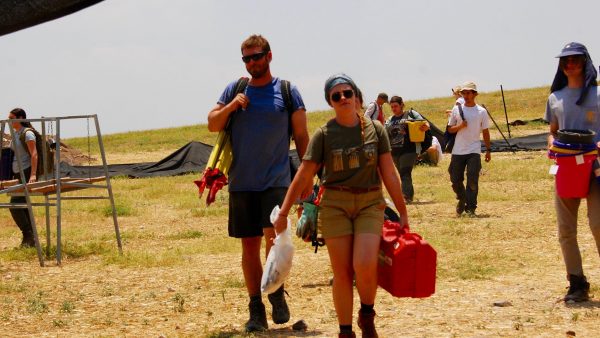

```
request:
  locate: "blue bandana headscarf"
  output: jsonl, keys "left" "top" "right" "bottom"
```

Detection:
{"left": 550, "top": 42, "right": 598, "bottom": 105}
{"left": 324, "top": 73, "right": 359, "bottom": 105}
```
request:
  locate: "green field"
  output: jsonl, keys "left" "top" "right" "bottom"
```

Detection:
{"left": 64, "top": 85, "right": 552, "bottom": 156}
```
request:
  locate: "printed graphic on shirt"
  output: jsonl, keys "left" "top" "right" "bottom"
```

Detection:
{"left": 363, "top": 143, "right": 377, "bottom": 166}
{"left": 386, "top": 118, "right": 407, "bottom": 149}
{"left": 332, "top": 149, "right": 344, "bottom": 172}
{"left": 330, "top": 143, "right": 378, "bottom": 172}
{"left": 346, "top": 146, "right": 361, "bottom": 169}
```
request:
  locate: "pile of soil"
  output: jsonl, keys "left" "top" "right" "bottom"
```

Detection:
{"left": 2, "top": 133, "right": 95, "bottom": 166}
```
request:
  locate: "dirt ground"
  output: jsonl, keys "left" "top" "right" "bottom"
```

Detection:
{"left": 1, "top": 234, "right": 599, "bottom": 338}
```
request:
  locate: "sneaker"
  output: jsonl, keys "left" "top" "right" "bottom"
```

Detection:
{"left": 564, "top": 274, "right": 590, "bottom": 302}
{"left": 339, "top": 332, "right": 357, "bottom": 338}
{"left": 357, "top": 310, "right": 378, "bottom": 338}
{"left": 456, "top": 199, "right": 466, "bottom": 215}
{"left": 268, "top": 285, "right": 290, "bottom": 324}
{"left": 245, "top": 299, "right": 268, "bottom": 332}
{"left": 465, "top": 210, "right": 476, "bottom": 218}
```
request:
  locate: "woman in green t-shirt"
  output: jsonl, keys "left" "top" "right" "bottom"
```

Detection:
{"left": 273, "top": 74, "right": 409, "bottom": 338}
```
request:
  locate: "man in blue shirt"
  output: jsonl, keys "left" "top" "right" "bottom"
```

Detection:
{"left": 207, "top": 34, "right": 309, "bottom": 332}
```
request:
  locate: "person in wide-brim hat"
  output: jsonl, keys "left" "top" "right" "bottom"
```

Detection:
{"left": 544, "top": 41, "right": 600, "bottom": 304}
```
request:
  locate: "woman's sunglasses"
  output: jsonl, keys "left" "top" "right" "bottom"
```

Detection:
{"left": 330, "top": 89, "right": 354, "bottom": 103}
{"left": 242, "top": 52, "right": 267, "bottom": 64}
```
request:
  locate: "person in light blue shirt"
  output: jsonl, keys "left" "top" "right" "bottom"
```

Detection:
{"left": 545, "top": 42, "right": 600, "bottom": 303}
{"left": 207, "top": 34, "right": 309, "bottom": 333}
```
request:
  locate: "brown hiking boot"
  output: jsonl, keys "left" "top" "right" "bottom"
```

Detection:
{"left": 245, "top": 299, "right": 268, "bottom": 332}
{"left": 339, "top": 332, "right": 356, "bottom": 338}
{"left": 357, "top": 310, "right": 378, "bottom": 338}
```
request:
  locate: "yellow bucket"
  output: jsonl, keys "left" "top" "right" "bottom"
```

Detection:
{"left": 407, "top": 120, "right": 426, "bottom": 142}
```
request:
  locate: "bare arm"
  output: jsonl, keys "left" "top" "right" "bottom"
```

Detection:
{"left": 206, "top": 93, "right": 249, "bottom": 132}
{"left": 290, "top": 108, "right": 312, "bottom": 198}
{"left": 482, "top": 128, "right": 491, "bottom": 162}
{"left": 291, "top": 109, "right": 309, "bottom": 159}
{"left": 26, "top": 139, "right": 37, "bottom": 182}
{"left": 378, "top": 152, "right": 409, "bottom": 227}
{"left": 272, "top": 160, "right": 320, "bottom": 234}
{"left": 548, "top": 120, "right": 559, "bottom": 148}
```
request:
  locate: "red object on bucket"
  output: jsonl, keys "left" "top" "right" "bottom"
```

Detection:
{"left": 377, "top": 220, "right": 437, "bottom": 298}
{"left": 555, "top": 154, "right": 597, "bottom": 198}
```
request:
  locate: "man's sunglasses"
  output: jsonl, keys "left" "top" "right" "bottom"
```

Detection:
{"left": 242, "top": 52, "right": 267, "bottom": 63}
{"left": 330, "top": 89, "right": 354, "bottom": 103}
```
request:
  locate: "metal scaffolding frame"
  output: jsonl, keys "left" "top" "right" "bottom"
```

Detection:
{"left": 0, "top": 115, "right": 123, "bottom": 266}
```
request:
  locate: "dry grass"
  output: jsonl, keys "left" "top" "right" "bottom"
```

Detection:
{"left": 1, "top": 86, "right": 600, "bottom": 337}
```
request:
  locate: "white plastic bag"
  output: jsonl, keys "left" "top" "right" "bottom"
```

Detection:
{"left": 261, "top": 206, "right": 294, "bottom": 294}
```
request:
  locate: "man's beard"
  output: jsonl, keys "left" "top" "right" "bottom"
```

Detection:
{"left": 248, "top": 63, "right": 269, "bottom": 78}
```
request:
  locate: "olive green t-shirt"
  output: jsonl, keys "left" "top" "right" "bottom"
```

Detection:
{"left": 303, "top": 118, "right": 391, "bottom": 188}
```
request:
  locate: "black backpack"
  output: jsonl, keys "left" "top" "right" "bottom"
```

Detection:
{"left": 443, "top": 103, "right": 466, "bottom": 153}
{"left": 19, "top": 127, "right": 55, "bottom": 179}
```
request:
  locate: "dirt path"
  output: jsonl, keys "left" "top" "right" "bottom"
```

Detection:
{"left": 0, "top": 234, "right": 598, "bottom": 337}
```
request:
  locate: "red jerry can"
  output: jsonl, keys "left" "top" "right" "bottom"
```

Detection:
{"left": 377, "top": 220, "right": 437, "bottom": 298}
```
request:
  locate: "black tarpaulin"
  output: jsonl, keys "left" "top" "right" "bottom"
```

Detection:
{"left": 60, "top": 141, "right": 213, "bottom": 178}
{"left": 0, "top": 0, "right": 104, "bottom": 37}
{"left": 60, "top": 141, "right": 302, "bottom": 179}
{"left": 485, "top": 132, "right": 549, "bottom": 152}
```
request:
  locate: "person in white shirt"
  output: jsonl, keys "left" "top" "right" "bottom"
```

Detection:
{"left": 363, "top": 92, "right": 388, "bottom": 125}
{"left": 446, "top": 85, "right": 465, "bottom": 117}
{"left": 447, "top": 81, "right": 491, "bottom": 216}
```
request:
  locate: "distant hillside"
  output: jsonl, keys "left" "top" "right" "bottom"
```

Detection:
{"left": 67, "top": 85, "right": 552, "bottom": 155}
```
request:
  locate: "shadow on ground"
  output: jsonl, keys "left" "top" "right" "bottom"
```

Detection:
{"left": 565, "top": 299, "right": 600, "bottom": 309}
{"left": 206, "top": 328, "right": 324, "bottom": 337}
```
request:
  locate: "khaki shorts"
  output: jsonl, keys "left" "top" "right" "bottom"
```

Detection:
{"left": 318, "top": 189, "right": 386, "bottom": 239}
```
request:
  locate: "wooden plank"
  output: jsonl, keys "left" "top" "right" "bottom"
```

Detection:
{"left": 29, "top": 176, "right": 106, "bottom": 194}
{"left": 7, "top": 176, "right": 106, "bottom": 194}
{"left": 0, "top": 179, "right": 19, "bottom": 188}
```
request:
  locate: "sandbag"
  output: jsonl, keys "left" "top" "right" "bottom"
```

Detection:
{"left": 261, "top": 206, "right": 294, "bottom": 294}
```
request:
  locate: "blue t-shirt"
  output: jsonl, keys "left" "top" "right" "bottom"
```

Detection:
{"left": 217, "top": 77, "right": 305, "bottom": 191}
{"left": 545, "top": 86, "right": 600, "bottom": 143}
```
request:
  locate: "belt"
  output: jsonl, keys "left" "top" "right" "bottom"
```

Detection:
{"left": 324, "top": 185, "right": 381, "bottom": 194}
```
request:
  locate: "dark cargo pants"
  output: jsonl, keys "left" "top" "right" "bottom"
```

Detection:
{"left": 9, "top": 167, "right": 33, "bottom": 237}
{"left": 448, "top": 153, "right": 482, "bottom": 212}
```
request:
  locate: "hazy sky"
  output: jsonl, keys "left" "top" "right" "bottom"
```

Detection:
{"left": 1, "top": 0, "right": 598, "bottom": 137}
